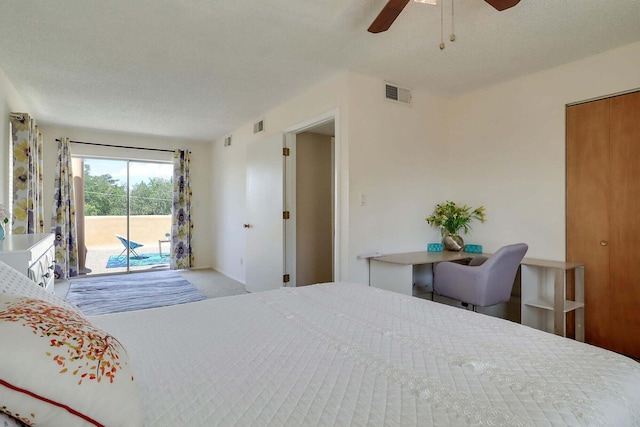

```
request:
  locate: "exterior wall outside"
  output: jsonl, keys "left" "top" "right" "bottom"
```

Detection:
{"left": 84, "top": 215, "right": 171, "bottom": 248}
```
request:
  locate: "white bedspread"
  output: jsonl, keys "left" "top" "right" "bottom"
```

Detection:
{"left": 90, "top": 282, "right": 640, "bottom": 426}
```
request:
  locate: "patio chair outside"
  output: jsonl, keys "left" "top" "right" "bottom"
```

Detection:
{"left": 115, "top": 234, "right": 144, "bottom": 259}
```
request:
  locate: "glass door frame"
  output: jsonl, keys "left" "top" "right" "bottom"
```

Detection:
{"left": 72, "top": 155, "right": 173, "bottom": 276}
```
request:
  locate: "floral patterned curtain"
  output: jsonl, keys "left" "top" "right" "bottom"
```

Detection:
{"left": 170, "top": 150, "right": 194, "bottom": 269}
{"left": 51, "top": 138, "right": 79, "bottom": 279}
{"left": 10, "top": 113, "right": 45, "bottom": 234}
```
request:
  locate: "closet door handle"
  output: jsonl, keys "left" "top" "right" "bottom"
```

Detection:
{"left": 243, "top": 224, "right": 251, "bottom": 228}
{"left": 600, "top": 240, "right": 608, "bottom": 246}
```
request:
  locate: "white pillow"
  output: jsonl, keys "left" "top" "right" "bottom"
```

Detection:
{"left": 0, "top": 260, "right": 80, "bottom": 314}
{"left": 0, "top": 294, "right": 144, "bottom": 427}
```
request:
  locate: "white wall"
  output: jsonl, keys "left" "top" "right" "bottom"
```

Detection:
{"left": 6, "top": 40, "right": 639, "bottom": 285}
{"left": 40, "top": 125, "right": 214, "bottom": 268}
{"left": 448, "top": 41, "right": 640, "bottom": 260}
{"left": 0, "top": 66, "right": 29, "bottom": 210}
{"left": 345, "top": 73, "right": 450, "bottom": 285}
{"left": 211, "top": 41, "right": 640, "bottom": 287}
{"left": 211, "top": 72, "right": 450, "bottom": 285}
{"left": 211, "top": 73, "right": 350, "bottom": 283}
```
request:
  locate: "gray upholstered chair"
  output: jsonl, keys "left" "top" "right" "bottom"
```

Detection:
{"left": 433, "top": 243, "right": 528, "bottom": 311}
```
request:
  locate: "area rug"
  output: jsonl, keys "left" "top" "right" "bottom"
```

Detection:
{"left": 106, "top": 252, "right": 169, "bottom": 268}
{"left": 66, "top": 270, "right": 207, "bottom": 315}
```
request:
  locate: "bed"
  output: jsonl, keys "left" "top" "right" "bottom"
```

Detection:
{"left": 1, "top": 261, "right": 640, "bottom": 426}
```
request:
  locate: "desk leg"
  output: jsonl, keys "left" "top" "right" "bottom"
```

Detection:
{"left": 370, "top": 260, "right": 413, "bottom": 295}
{"left": 553, "top": 269, "right": 565, "bottom": 337}
{"left": 574, "top": 266, "right": 585, "bottom": 342}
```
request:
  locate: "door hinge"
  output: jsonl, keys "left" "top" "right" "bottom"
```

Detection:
{"left": 283, "top": 274, "right": 290, "bottom": 283}
{"left": 283, "top": 147, "right": 290, "bottom": 156}
{"left": 283, "top": 211, "right": 290, "bottom": 219}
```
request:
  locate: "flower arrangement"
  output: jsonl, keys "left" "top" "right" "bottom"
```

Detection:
{"left": 425, "top": 201, "right": 486, "bottom": 237}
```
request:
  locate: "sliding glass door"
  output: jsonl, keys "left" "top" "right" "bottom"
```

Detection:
{"left": 74, "top": 157, "right": 173, "bottom": 275}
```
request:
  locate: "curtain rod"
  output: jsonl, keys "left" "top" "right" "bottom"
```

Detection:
{"left": 55, "top": 138, "right": 174, "bottom": 153}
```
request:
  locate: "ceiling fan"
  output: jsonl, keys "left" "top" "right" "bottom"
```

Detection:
{"left": 368, "top": 0, "right": 521, "bottom": 33}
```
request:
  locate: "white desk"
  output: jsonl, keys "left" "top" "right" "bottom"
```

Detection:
{"left": 370, "top": 251, "right": 584, "bottom": 341}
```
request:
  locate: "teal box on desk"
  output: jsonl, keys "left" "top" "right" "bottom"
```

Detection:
{"left": 465, "top": 244, "right": 483, "bottom": 254}
{"left": 427, "top": 243, "right": 443, "bottom": 252}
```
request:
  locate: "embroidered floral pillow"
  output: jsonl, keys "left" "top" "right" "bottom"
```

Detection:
{"left": 0, "top": 294, "right": 143, "bottom": 427}
{"left": 0, "top": 412, "right": 28, "bottom": 427}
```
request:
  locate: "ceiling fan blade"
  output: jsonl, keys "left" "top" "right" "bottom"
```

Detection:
{"left": 484, "top": 0, "right": 521, "bottom": 11}
{"left": 368, "top": 0, "right": 410, "bottom": 33}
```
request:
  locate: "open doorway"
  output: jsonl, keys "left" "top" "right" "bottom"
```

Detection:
{"left": 284, "top": 117, "right": 337, "bottom": 287}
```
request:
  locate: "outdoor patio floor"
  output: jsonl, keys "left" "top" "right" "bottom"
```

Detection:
{"left": 81, "top": 245, "right": 170, "bottom": 276}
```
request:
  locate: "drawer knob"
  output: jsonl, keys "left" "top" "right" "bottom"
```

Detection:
{"left": 600, "top": 240, "right": 608, "bottom": 246}
{"left": 43, "top": 273, "right": 50, "bottom": 279}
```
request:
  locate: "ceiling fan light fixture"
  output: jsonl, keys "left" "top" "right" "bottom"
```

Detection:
{"left": 369, "top": 0, "right": 519, "bottom": 34}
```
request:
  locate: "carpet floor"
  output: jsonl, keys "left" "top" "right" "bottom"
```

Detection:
{"left": 65, "top": 270, "right": 207, "bottom": 315}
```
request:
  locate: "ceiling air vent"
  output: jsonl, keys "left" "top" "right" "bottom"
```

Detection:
{"left": 224, "top": 135, "right": 232, "bottom": 147}
{"left": 385, "top": 83, "right": 412, "bottom": 104}
{"left": 253, "top": 119, "right": 265, "bottom": 134}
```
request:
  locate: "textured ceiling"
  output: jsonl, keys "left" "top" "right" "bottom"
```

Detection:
{"left": 0, "top": 0, "right": 639, "bottom": 141}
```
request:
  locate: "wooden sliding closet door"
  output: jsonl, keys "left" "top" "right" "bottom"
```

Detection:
{"left": 566, "top": 98, "right": 611, "bottom": 351}
{"left": 608, "top": 92, "right": 640, "bottom": 357}
{"left": 566, "top": 91, "right": 640, "bottom": 358}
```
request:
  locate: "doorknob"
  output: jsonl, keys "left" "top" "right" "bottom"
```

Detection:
{"left": 600, "top": 240, "right": 608, "bottom": 246}
{"left": 243, "top": 224, "right": 251, "bottom": 228}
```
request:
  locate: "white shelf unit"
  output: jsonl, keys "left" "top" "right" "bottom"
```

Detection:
{"left": 520, "top": 259, "right": 584, "bottom": 342}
